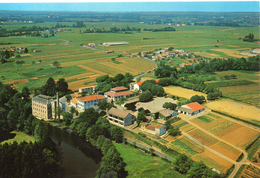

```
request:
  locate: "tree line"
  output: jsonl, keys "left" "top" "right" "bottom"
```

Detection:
{"left": 0, "top": 82, "right": 60, "bottom": 177}
{"left": 95, "top": 73, "right": 133, "bottom": 94}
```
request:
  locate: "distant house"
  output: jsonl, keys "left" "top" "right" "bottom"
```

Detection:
{"left": 70, "top": 92, "right": 82, "bottom": 99}
{"left": 141, "top": 51, "right": 149, "bottom": 57}
{"left": 133, "top": 81, "right": 143, "bottom": 91}
{"left": 106, "top": 50, "right": 114, "bottom": 53}
{"left": 107, "top": 107, "right": 136, "bottom": 127}
{"left": 79, "top": 86, "right": 94, "bottom": 93}
{"left": 102, "top": 42, "right": 129, "bottom": 46}
{"left": 87, "top": 43, "right": 95, "bottom": 47}
{"left": 177, "top": 102, "right": 205, "bottom": 116}
{"left": 140, "top": 123, "right": 166, "bottom": 136}
{"left": 159, "top": 109, "right": 178, "bottom": 120}
{"left": 33, "top": 49, "right": 40, "bottom": 53}
{"left": 252, "top": 48, "right": 260, "bottom": 54}
{"left": 104, "top": 86, "right": 133, "bottom": 102}
{"left": 77, "top": 95, "right": 107, "bottom": 111}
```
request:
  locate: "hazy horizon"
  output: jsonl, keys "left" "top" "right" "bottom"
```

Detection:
{"left": 0, "top": 2, "right": 259, "bottom": 12}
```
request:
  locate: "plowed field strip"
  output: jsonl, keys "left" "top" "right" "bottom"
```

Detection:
{"left": 3, "top": 78, "right": 28, "bottom": 85}
{"left": 62, "top": 72, "right": 94, "bottom": 81}
{"left": 77, "top": 65, "right": 108, "bottom": 76}
{"left": 68, "top": 77, "right": 98, "bottom": 91}
{"left": 99, "top": 62, "right": 137, "bottom": 75}
{"left": 210, "top": 142, "right": 241, "bottom": 161}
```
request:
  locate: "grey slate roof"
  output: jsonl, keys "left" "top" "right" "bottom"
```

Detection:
{"left": 32, "top": 94, "right": 53, "bottom": 105}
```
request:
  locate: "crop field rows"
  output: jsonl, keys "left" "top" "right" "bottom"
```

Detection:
{"left": 237, "top": 165, "right": 260, "bottom": 178}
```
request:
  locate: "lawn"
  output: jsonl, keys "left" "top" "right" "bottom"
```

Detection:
{"left": 1, "top": 131, "right": 35, "bottom": 145}
{"left": 114, "top": 143, "right": 186, "bottom": 178}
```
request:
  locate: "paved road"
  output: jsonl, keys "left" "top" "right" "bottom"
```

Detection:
{"left": 126, "top": 138, "right": 173, "bottom": 162}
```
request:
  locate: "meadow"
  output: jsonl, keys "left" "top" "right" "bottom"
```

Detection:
{"left": 0, "top": 22, "right": 259, "bottom": 91}
{"left": 113, "top": 143, "right": 186, "bottom": 178}
{"left": 1, "top": 131, "right": 35, "bottom": 145}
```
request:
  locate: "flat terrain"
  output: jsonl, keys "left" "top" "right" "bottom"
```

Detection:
{"left": 114, "top": 143, "right": 186, "bottom": 178}
{"left": 164, "top": 86, "right": 207, "bottom": 100}
{"left": 204, "top": 99, "right": 260, "bottom": 125}
{"left": 1, "top": 131, "right": 35, "bottom": 144}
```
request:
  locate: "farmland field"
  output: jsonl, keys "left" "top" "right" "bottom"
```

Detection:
{"left": 234, "top": 165, "right": 260, "bottom": 178}
{"left": 188, "top": 129, "right": 219, "bottom": 147}
{"left": 192, "top": 149, "right": 233, "bottom": 173}
{"left": 164, "top": 86, "right": 207, "bottom": 100}
{"left": 210, "top": 142, "right": 241, "bottom": 161}
{"left": 205, "top": 99, "right": 260, "bottom": 124}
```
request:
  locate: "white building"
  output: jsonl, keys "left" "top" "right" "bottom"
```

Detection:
{"left": 107, "top": 107, "right": 136, "bottom": 127}
{"left": 177, "top": 102, "right": 205, "bottom": 116}
{"left": 77, "top": 95, "right": 107, "bottom": 111}
{"left": 79, "top": 86, "right": 94, "bottom": 93}
{"left": 104, "top": 86, "right": 133, "bottom": 102}
{"left": 102, "top": 41, "right": 129, "bottom": 46}
{"left": 140, "top": 123, "right": 166, "bottom": 136}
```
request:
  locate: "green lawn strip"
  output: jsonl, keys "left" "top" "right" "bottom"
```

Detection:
{"left": 207, "top": 113, "right": 221, "bottom": 119}
{"left": 171, "top": 139, "right": 198, "bottom": 156}
{"left": 235, "top": 70, "right": 260, "bottom": 75}
{"left": 197, "top": 115, "right": 214, "bottom": 123}
{"left": 208, "top": 79, "right": 255, "bottom": 87}
{"left": 246, "top": 135, "right": 260, "bottom": 160}
{"left": 237, "top": 75, "right": 258, "bottom": 80}
{"left": 1, "top": 131, "right": 35, "bottom": 144}
{"left": 114, "top": 143, "right": 186, "bottom": 178}
{"left": 175, "top": 121, "right": 188, "bottom": 129}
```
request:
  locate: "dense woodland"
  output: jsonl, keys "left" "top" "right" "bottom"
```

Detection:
{"left": 0, "top": 10, "right": 258, "bottom": 26}
{"left": 0, "top": 82, "right": 60, "bottom": 177}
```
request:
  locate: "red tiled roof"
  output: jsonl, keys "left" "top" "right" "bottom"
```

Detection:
{"left": 186, "top": 102, "right": 205, "bottom": 112}
{"left": 136, "top": 81, "right": 143, "bottom": 86}
{"left": 146, "top": 125, "right": 156, "bottom": 131}
{"left": 78, "top": 95, "right": 106, "bottom": 102}
{"left": 111, "top": 86, "right": 128, "bottom": 91}
{"left": 105, "top": 91, "right": 133, "bottom": 97}
{"left": 155, "top": 79, "right": 159, "bottom": 83}
{"left": 254, "top": 48, "right": 260, "bottom": 50}
{"left": 155, "top": 124, "right": 165, "bottom": 129}
{"left": 106, "top": 50, "right": 113, "bottom": 53}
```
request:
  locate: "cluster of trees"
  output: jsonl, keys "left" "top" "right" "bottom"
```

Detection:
{"left": 0, "top": 82, "right": 60, "bottom": 177}
{"left": 70, "top": 108, "right": 125, "bottom": 177}
{"left": 95, "top": 73, "right": 133, "bottom": 93}
{"left": 136, "top": 110, "right": 146, "bottom": 125}
{"left": 173, "top": 154, "right": 221, "bottom": 178}
{"left": 0, "top": 49, "right": 13, "bottom": 63}
{"left": 243, "top": 33, "right": 256, "bottom": 42}
{"left": 165, "top": 118, "right": 181, "bottom": 136}
{"left": 140, "top": 80, "right": 164, "bottom": 97}
{"left": 36, "top": 77, "right": 70, "bottom": 97}
{"left": 190, "top": 95, "right": 206, "bottom": 104}
{"left": 194, "top": 22, "right": 240, "bottom": 27}
{"left": 0, "top": 25, "right": 56, "bottom": 37}
{"left": 143, "top": 27, "right": 176, "bottom": 32}
{"left": 162, "top": 102, "right": 177, "bottom": 110}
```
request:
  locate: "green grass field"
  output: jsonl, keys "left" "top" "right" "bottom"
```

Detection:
{"left": 1, "top": 131, "right": 35, "bottom": 145}
{"left": 1, "top": 22, "right": 259, "bottom": 92}
{"left": 114, "top": 143, "right": 186, "bottom": 178}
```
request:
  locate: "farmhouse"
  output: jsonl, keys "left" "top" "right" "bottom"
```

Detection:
{"left": 133, "top": 81, "right": 143, "bottom": 91}
{"left": 77, "top": 95, "right": 107, "bottom": 111}
{"left": 177, "top": 102, "right": 205, "bottom": 116}
{"left": 79, "top": 86, "right": 94, "bottom": 93}
{"left": 102, "top": 41, "right": 129, "bottom": 46}
{"left": 87, "top": 43, "right": 95, "bottom": 47}
{"left": 105, "top": 50, "right": 114, "bottom": 53}
{"left": 104, "top": 86, "right": 133, "bottom": 102}
{"left": 140, "top": 123, "right": 166, "bottom": 136}
{"left": 107, "top": 107, "right": 136, "bottom": 127}
{"left": 159, "top": 109, "right": 178, "bottom": 120}
{"left": 252, "top": 48, "right": 260, "bottom": 54}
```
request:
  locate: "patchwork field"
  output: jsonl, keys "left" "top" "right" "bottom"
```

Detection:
{"left": 164, "top": 86, "right": 207, "bottom": 100}
{"left": 188, "top": 129, "right": 219, "bottom": 147}
{"left": 191, "top": 112, "right": 260, "bottom": 149}
{"left": 210, "top": 142, "right": 241, "bottom": 161}
{"left": 235, "top": 165, "right": 260, "bottom": 178}
{"left": 205, "top": 99, "right": 260, "bottom": 124}
{"left": 192, "top": 149, "right": 233, "bottom": 173}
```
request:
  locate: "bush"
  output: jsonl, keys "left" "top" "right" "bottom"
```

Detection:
{"left": 138, "top": 132, "right": 146, "bottom": 137}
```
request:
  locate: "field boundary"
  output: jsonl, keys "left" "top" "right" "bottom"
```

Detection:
{"left": 211, "top": 110, "right": 260, "bottom": 128}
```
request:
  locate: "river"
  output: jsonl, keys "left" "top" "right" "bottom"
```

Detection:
{"left": 46, "top": 123, "right": 102, "bottom": 178}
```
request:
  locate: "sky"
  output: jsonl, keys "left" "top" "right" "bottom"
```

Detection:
{"left": 0, "top": 1, "right": 259, "bottom": 12}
